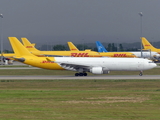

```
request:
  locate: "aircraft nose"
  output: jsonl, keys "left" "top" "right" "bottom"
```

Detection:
{"left": 154, "top": 63, "right": 157, "bottom": 67}
{"left": 151, "top": 63, "right": 157, "bottom": 68}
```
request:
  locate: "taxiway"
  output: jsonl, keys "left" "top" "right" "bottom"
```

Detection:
{"left": 0, "top": 75, "right": 159, "bottom": 80}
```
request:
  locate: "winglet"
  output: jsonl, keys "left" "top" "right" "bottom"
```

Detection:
{"left": 96, "top": 41, "right": 108, "bottom": 52}
{"left": 67, "top": 42, "right": 79, "bottom": 51}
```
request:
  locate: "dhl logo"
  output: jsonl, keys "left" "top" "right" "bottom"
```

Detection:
{"left": 114, "top": 54, "right": 127, "bottom": 57}
{"left": 41, "top": 61, "right": 54, "bottom": 63}
{"left": 26, "top": 46, "right": 33, "bottom": 48}
{"left": 145, "top": 45, "right": 151, "bottom": 46}
{"left": 71, "top": 53, "right": 89, "bottom": 57}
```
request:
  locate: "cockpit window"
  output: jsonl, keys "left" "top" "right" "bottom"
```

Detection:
{"left": 148, "top": 61, "right": 154, "bottom": 63}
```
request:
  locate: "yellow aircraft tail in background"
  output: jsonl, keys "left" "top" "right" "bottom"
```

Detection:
{"left": 67, "top": 42, "right": 79, "bottom": 51}
{"left": 21, "top": 38, "right": 40, "bottom": 52}
{"left": 142, "top": 37, "right": 160, "bottom": 53}
{"left": 68, "top": 42, "right": 93, "bottom": 52}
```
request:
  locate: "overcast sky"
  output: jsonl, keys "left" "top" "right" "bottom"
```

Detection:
{"left": 1, "top": 0, "right": 160, "bottom": 50}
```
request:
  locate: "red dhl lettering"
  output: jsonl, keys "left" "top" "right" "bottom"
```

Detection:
{"left": 71, "top": 53, "right": 89, "bottom": 57}
{"left": 114, "top": 54, "right": 127, "bottom": 57}
{"left": 41, "top": 61, "right": 54, "bottom": 63}
{"left": 145, "top": 45, "right": 150, "bottom": 46}
{"left": 26, "top": 46, "right": 33, "bottom": 48}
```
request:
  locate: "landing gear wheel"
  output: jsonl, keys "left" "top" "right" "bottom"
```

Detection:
{"left": 75, "top": 72, "right": 87, "bottom": 76}
{"left": 83, "top": 73, "right": 87, "bottom": 76}
{"left": 75, "top": 73, "right": 79, "bottom": 76}
{"left": 139, "top": 72, "right": 143, "bottom": 76}
{"left": 79, "top": 73, "right": 84, "bottom": 76}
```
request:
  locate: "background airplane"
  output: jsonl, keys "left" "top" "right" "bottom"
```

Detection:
{"left": 21, "top": 37, "right": 101, "bottom": 57}
{"left": 23, "top": 38, "right": 136, "bottom": 58}
{"left": 95, "top": 41, "right": 160, "bottom": 61}
{"left": 142, "top": 37, "right": 160, "bottom": 54}
{"left": 8, "top": 37, "right": 156, "bottom": 76}
{"left": 67, "top": 41, "right": 136, "bottom": 58}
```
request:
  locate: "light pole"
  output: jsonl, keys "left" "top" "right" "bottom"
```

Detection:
{"left": 0, "top": 14, "right": 3, "bottom": 65}
{"left": 139, "top": 12, "right": 143, "bottom": 58}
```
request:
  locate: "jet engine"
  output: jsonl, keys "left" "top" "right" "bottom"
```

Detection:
{"left": 90, "top": 67, "right": 110, "bottom": 74}
{"left": 153, "top": 53, "right": 160, "bottom": 59}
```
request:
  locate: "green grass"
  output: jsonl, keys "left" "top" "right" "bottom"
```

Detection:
{"left": 0, "top": 68, "right": 159, "bottom": 119}
{"left": 0, "top": 80, "right": 160, "bottom": 120}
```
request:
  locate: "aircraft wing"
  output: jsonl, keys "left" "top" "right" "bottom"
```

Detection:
{"left": 57, "top": 62, "right": 90, "bottom": 69}
{"left": 46, "top": 57, "right": 90, "bottom": 71}
{"left": 0, "top": 53, "right": 15, "bottom": 57}
{"left": 46, "top": 57, "right": 91, "bottom": 71}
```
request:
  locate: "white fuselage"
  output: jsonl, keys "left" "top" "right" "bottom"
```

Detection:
{"left": 131, "top": 51, "right": 160, "bottom": 59}
{"left": 55, "top": 57, "right": 156, "bottom": 71}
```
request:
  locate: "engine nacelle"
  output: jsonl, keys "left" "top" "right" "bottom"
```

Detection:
{"left": 153, "top": 54, "right": 160, "bottom": 58}
{"left": 90, "top": 67, "right": 110, "bottom": 74}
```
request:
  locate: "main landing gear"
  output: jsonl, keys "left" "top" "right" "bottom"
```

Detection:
{"left": 139, "top": 71, "right": 143, "bottom": 76}
{"left": 75, "top": 72, "right": 87, "bottom": 76}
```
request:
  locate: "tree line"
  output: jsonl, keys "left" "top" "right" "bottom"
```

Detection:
{"left": 50, "top": 43, "right": 139, "bottom": 51}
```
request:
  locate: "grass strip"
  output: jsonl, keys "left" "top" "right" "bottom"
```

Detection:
{"left": 0, "top": 79, "right": 160, "bottom": 120}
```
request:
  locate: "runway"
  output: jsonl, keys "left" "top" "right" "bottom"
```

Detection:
{"left": 0, "top": 75, "right": 159, "bottom": 80}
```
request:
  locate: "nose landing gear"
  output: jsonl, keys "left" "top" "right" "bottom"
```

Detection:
{"left": 139, "top": 71, "right": 143, "bottom": 76}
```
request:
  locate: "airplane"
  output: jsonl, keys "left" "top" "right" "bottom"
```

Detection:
{"left": 8, "top": 37, "right": 156, "bottom": 76}
{"left": 95, "top": 41, "right": 160, "bottom": 61}
{"left": 142, "top": 37, "right": 160, "bottom": 53}
{"left": 67, "top": 41, "right": 136, "bottom": 57}
{"left": 21, "top": 38, "right": 102, "bottom": 57}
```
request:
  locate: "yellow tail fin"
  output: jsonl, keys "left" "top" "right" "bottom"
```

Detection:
{"left": 8, "top": 37, "right": 35, "bottom": 57}
{"left": 142, "top": 37, "right": 157, "bottom": 51}
{"left": 32, "top": 43, "right": 36, "bottom": 47}
{"left": 21, "top": 38, "right": 40, "bottom": 52}
{"left": 67, "top": 42, "right": 79, "bottom": 51}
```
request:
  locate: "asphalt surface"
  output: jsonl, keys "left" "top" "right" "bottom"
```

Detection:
{"left": 0, "top": 75, "right": 159, "bottom": 80}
